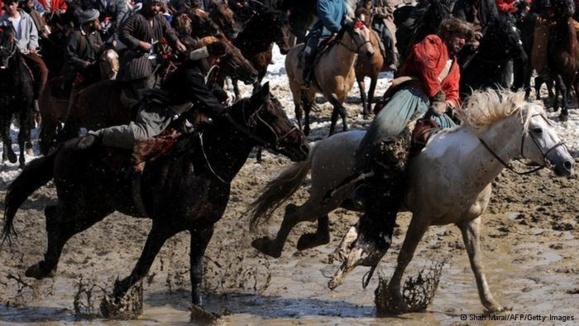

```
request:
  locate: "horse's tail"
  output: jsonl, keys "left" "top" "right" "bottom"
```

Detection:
{"left": 2, "top": 151, "right": 57, "bottom": 247}
{"left": 248, "top": 155, "right": 312, "bottom": 231}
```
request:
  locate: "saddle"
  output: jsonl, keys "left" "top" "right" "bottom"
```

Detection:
{"left": 409, "top": 117, "right": 440, "bottom": 158}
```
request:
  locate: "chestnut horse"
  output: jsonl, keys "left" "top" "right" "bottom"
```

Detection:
{"left": 285, "top": 19, "right": 375, "bottom": 136}
{"left": 2, "top": 82, "right": 309, "bottom": 314}
{"left": 247, "top": 90, "right": 574, "bottom": 313}
{"left": 354, "top": 3, "right": 386, "bottom": 118}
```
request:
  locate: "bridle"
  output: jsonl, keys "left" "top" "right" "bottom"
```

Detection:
{"left": 199, "top": 97, "right": 300, "bottom": 183}
{"left": 0, "top": 34, "right": 17, "bottom": 66}
{"left": 478, "top": 113, "right": 566, "bottom": 175}
{"left": 338, "top": 23, "right": 372, "bottom": 54}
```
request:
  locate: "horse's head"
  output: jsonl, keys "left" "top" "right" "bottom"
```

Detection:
{"left": 201, "top": 36, "right": 258, "bottom": 84}
{"left": 520, "top": 102, "right": 574, "bottom": 176}
{"left": 209, "top": 1, "right": 240, "bottom": 39}
{"left": 339, "top": 18, "right": 375, "bottom": 59}
{"left": 231, "top": 82, "right": 309, "bottom": 162}
{"left": 270, "top": 9, "right": 292, "bottom": 55}
{"left": 185, "top": 8, "right": 221, "bottom": 37}
{"left": 0, "top": 22, "right": 17, "bottom": 70}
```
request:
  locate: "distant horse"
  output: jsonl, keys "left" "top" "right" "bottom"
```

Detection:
{"left": 285, "top": 19, "right": 375, "bottom": 136}
{"left": 544, "top": 0, "right": 579, "bottom": 121}
{"left": 354, "top": 3, "right": 386, "bottom": 118}
{"left": 208, "top": 0, "right": 241, "bottom": 39}
{"left": 248, "top": 90, "right": 574, "bottom": 313}
{"left": 231, "top": 5, "right": 292, "bottom": 99}
{"left": 2, "top": 82, "right": 309, "bottom": 313}
{"left": 0, "top": 22, "right": 35, "bottom": 166}
{"left": 39, "top": 36, "right": 258, "bottom": 153}
{"left": 278, "top": 0, "right": 317, "bottom": 45}
{"left": 173, "top": 7, "right": 221, "bottom": 38}
{"left": 460, "top": 14, "right": 528, "bottom": 98}
{"left": 394, "top": 0, "right": 453, "bottom": 64}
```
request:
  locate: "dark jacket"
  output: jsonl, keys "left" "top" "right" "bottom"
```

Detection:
{"left": 62, "top": 29, "right": 103, "bottom": 76}
{"left": 117, "top": 12, "right": 182, "bottom": 81}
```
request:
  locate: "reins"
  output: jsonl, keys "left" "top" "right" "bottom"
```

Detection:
{"left": 198, "top": 98, "right": 298, "bottom": 183}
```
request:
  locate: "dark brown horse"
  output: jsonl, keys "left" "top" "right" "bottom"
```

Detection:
{"left": 231, "top": 5, "right": 292, "bottom": 99}
{"left": 0, "top": 22, "right": 35, "bottom": 166}
{"left": 208, "top": 0, "right": 241, "bottom": 39}
{"left": 2, "top": 82, "right": 309, "bottom": 314}
{"left": 545, "top": 0, "right": 579, "bottom": 121}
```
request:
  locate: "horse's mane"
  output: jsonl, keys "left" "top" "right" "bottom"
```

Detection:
{"left": 458, "top": 89, "right": 533, "bottom": 135}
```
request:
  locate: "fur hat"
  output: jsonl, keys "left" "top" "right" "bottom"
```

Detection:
{"left": 439, "top": 17, "right": 475, "bottom": 41}
{"left": 78, "top": 9, "right": 100, "bottom": 25}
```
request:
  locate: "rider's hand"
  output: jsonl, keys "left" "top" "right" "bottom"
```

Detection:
{"left": 28, "top": 46, "right": 37, "bottom": 54}
{"left": 139, "top": 41, "right": 152, "bottom": 52}
{"left": 429, "top": 101, "right": 448, "bottom": 117}
{"left": 176, "top": 41, "right": 187, "bottom": 53}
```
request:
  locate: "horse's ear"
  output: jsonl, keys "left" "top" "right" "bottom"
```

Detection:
{"left": 262, "top": 82, "right": 270, "bottom": 95}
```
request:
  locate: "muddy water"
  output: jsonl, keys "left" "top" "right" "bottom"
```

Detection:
{"left": 1, "top": 207, "right": 576, "bottom": 325}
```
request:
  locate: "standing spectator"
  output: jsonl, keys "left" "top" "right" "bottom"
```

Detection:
{"left": 0, "top": 0, "right": 49, "bottom": 99}
{"left": 117, "top": 0, "right": 186, "bottom": 96}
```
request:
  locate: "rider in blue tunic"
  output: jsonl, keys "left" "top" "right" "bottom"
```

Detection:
{"left": 300, "top": 0, "right": 349, "bottom": 100}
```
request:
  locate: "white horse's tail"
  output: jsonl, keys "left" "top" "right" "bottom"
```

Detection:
{"left": 247, "top": 156, "right": 312, "bottom": 231}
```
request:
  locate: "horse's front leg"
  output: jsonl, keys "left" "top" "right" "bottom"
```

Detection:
{"left": 1, "top": 123, "right": 17, "bottom": 164}
{"left": 190, "top": 226, "right": 214, "bottom": 306}
{"left": 357, "top": 78, "right": 369, "bottom": 118}
{"left": 366, "top": 76, "right": 378, "bottom": 119}
{"left": 387, "top": 215, "right": 429, "bottom": 314}
{"left": 458, "top": 217, "right": 504, "bottom": 312}
{"left": 252, "top": 203, "right": 306, "bottom": 258}
{"left": 113, "top": 223, "right": 177, "bottom": 302}
{"left": 327, "top": 99, "right": 348, "bottom": 135}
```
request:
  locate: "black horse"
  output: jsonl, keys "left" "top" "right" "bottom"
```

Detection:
{"left": 0, "top": 22, "right": 35, "bottom": 167}
{"left": 460, "top": 14, "right": 528, "bottom": 98}
{"left": 232, "top": 5, "right": 292, "bottom": 98}
{"left": 394, "top": 0, "right": 454, "bottom": 64}
{"left": 1, "top": 82, "right": 309, "bottom": 314}
{"left": 278, "top": 0, "right": 317, "bottom": 44}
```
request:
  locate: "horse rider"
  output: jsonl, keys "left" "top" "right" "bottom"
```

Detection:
{"left": 0, "top": 0, "right": 49, "bottom": 100}
{"left": 78, "top": 0, "right": 129, "bottom": 39}
{"left": 371, "top": 0, "right": 399, "bottom": 71}
{"left": 76, "top": 41, "right": 229, "bottom": 150}
{"left": 20, "top": 0, "right": 50, "bottom": 39}
{"left": 300, "top": 0, "right": 349, "bottom": 102}
{"left": 530, "top": 0, "right": 575, "bottom": 79}
{"left": 116, "top": 0, "right": 187, "bottom": 98}
{"left": 348, "top": 17, "right": 474, "bottom": 267}
{"left": 61, "top": 9, "right": 113, "bottom": 110}
{"left": 452, "top": 0, "right": 499, "bottom": 51}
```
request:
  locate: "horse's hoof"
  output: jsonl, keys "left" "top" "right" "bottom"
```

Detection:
{"left": 251, "top": 237, "right": 282, "bottom": 258}
{"left": 559, "top": 113, "right": 569, "bottom": 122}
{"left": 7, "top": 152, "right": 17, "bottom": 164}
{"left": 25, "top": 262, "right": 56, "bottom": 279}
{"left": 100, "top": 282, "right": 143, "bottom": 319}
{"left": 26, "top": 148, "right": 34, "bottom": 157}
{"left": 297, "top": 232, "right": 329, "bottom": 251}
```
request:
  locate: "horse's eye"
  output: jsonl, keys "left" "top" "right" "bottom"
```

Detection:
{"left": 532, "top": 127, "right": 543, "bottom": 134}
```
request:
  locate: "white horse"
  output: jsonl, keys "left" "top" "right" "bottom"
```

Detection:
{"left": 248, "top": 89, "right": 574, "bottom": 313}
{"left": 285, "top": 18, "right": 375, "bottom": 136}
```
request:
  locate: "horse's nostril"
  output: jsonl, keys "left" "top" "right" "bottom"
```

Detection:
{"left": 366, "top": 51, "right": 374, "bottom": 58}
